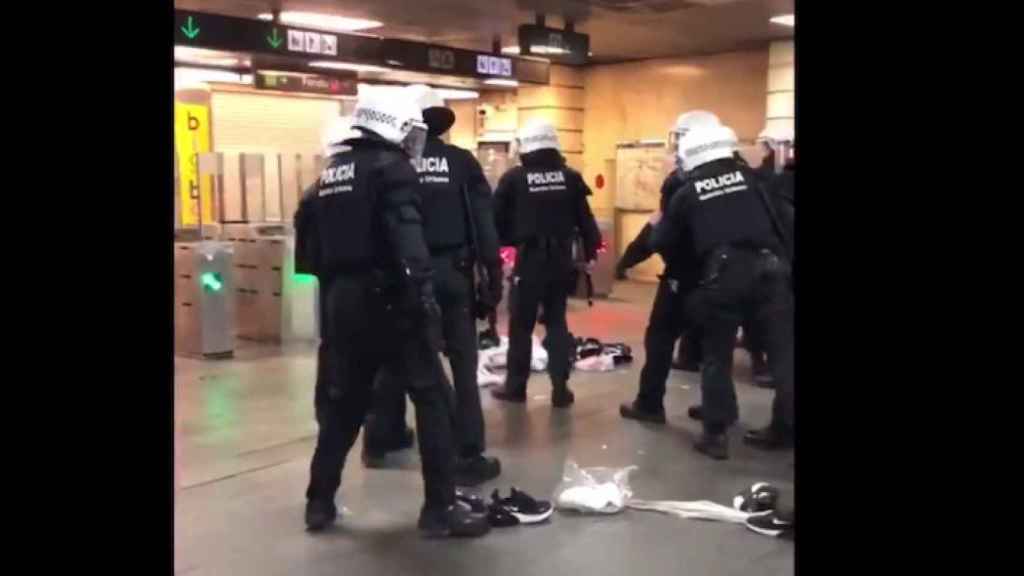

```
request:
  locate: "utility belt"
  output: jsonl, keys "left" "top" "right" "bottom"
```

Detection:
{"left": 517, "top": 235, "right": 571, "bottom": 256}
{"left": 698, "top": 243, "right": 788, "bottom": 287}
{"left": 429, "top": 243, "right": 474, "bottom": 272}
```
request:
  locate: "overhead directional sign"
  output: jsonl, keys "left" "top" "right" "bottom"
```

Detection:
{"left": 175, "top": 10, "right": 549, "bottom": 84}
{"left": 255, "top": 72, "right": 357, "bottom": 96}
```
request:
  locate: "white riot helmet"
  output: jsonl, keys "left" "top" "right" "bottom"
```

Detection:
{"left": 515, "top": 119, "right": 561, "bottom": 156}
{"left": 406, "top": 84, "right": 455, "bottom": 137}
{"left": 321, "top": 115, "right": 358, "bottom": 157}
{"left": 677, "top": 124, "right": 739, "bottom": 172}
{"left": 351, "top": 93, "right": 429, "bottom": 159}
{"left": 757, "top": 124, "right": 795, "bottom": 173}
{"left": 669, "top": 110, "right": 721, "bottom": 150}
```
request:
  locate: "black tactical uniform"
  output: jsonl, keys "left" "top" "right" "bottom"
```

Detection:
{"left": 490, "top": 149, "right": 601, "bottom": 407}
{"left": 364, "top": 135, "right": 503, "bottom": 484}
{"left": 651, "top": 156, "right": 794, "bottom": 459}
{"left": 296, "top": 133, "right": 485, "bottom": 536}
{"left": 620, "top": 169, "right": 707, "bottom": 423}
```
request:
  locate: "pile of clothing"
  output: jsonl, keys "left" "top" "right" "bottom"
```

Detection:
{"left": 476, "top": 331, "right": 634, "bottom": 386}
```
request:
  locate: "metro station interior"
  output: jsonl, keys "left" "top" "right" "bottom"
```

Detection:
{"left": 173, "top": 1, "right": 796, "bottom": 574}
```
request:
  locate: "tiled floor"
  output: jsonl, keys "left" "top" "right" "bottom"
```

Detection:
{"left": 174, "top": 281, "right": 794, "bottom": 576}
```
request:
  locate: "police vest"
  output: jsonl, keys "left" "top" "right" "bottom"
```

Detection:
{"left": 511, "top": 166, "right": 581, "bottom": 242}
{"left": 412, "top": 140, "right": 468, "bottom": 250}
{"left": 310, "top": 150, "right": 380, "bottom": 273}
{"left": 683, "top": 162, "right": 778, "bottom": 258}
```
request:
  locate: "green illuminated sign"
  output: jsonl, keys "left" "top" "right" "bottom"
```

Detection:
{"left": 267, "top": 28, "right": 283, "bottom": 49}
{"left": 180, "top": 16, "right": 201, "bottom": 40}
{"left": 293, "top": 273, "right": 317, "bottom": 285}
{"left": 200, "top": 272, "right": 223, "bottom": 292}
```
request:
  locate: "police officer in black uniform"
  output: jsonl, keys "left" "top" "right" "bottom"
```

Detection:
{"left": 490, "top": 120, "right": 601, "bottom": 408}
{"left": 650, "top": 123, "right": 794, "bottom": 460}
{"left": 362, "top": 86, "right": 503, "bottom": 485}
{"left": 619, "top": 111, "right": 721, "bottom": 424}
{"left": 295, "top": 94, "right": 489, "bottom": 537}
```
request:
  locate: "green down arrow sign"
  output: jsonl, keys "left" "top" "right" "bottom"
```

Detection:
{"left": 180, "top": 16, "right": 200, "bottom": 40}
{"left": 267, "top": 28, "right": 283, "bottom": 49}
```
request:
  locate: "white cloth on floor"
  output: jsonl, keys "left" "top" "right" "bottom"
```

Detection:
{"left": 574, "top": 353, "right": 616, "bottom": 372}
{"left": 478, "top": 335, "right": 547, "bottom": 377}
{"left": 476, "top": 363, "right": 504, "bottom": 387}
{"left": 627, "top": 499, "right": 752, "bottom": 524}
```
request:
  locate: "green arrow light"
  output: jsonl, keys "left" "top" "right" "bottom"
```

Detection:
{"left": 267, "top": 28, "right": 283, "bottom": 49}
{"left": 293, "top": 273, "right": 317, "bottom": 285}
{"left": 181, "top": 16, "right": 201, "bottom": 40}
{"left": 200, "top": 272, "right": 223, "bottom": 292}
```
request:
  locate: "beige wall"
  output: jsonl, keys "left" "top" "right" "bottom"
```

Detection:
{"left": 517, "top": 65, "right": 585, "bottom": 172}
{"left": 766, "top": 40, "right": 794, "bottom": 137}
{"left": 582, "top": 49, "right": 769, "bottom": 220}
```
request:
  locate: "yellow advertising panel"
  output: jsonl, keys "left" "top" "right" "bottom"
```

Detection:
{"left": 174, "top": 101, "right": 214, "bottom": 226}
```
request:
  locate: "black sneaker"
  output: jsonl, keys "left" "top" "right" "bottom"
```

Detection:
{"left": 490, "top": 487, "right": 554, "bottom": 524}
{"left": 694, "top": 432, "right": 729, "bottom": 460}
{"left": 455, "top": 488, "right": 487, "bottom": 513}
{"left": 455, "top": 455, "right": 502, "bottom": 486}
{"left": 619, "top": 401, "right": 667, "bottom": 424}
{"left": 745, "top": 511, "right": 794, "bottom": 538}
{"left": 418, "top": 502, "right": 491, "bottom": 538}
{"left": 487, "top": 504, "right": 520, "bottom": 527}
{"left": 551, "top": 387, "right": 575, "bottom": 408}
{"left": 491, "top": 385, "right": 527, "bottom": 403}
{"left": 743, "top": 426, "right": 794, "bottom": 450}
{"left": 733, "top": 482, "right": 780, "bottom": 514}
{"left": 304, "top": 499, "right": 337, "bottom": 532}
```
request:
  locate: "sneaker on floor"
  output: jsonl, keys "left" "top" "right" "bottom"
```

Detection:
{"left": 619, "top": 401, "right": 667, "bottom": 424}
{"left": 491, "top": 384, "right": 527, "bottom": 403}
{"left": 733, "top": 482, "right": 780, "bottom": 514}
{"left": 418, "top": 501, "right": 491, "bottom": 538}
{"left": 455, "top": 454, "right": 502, "bottom": 486}
{"left": 455, "top": 488, "right": 488, "bottom": 514}
{"left": 305, "top": 499, "right": 338, "bottom": 532}
{"left": 745, "top": 510, "right": 794, "bottom": 538}
{"left": 694, "top": 432, "right": 729, "bottom": 460}
{"left": 490, "top": 487, "right": 554, "bottom": 525}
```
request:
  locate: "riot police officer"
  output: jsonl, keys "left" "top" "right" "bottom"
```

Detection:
{"left": 650, "top": 123, "right": 794, "bottom": 460}
{"left": 619, "top": 111, "right": 720, "bottom": 424}
{"left": 296, "top": 92, "right": 489, "bottom": 537}
{"left": 363, "top": 86, "right": 503, "bottom": 486}
{"left": 490, "top": 120, "right": 601, "bottom": 408}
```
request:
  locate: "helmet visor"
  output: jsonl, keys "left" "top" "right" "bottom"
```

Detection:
{"left": 402, "top": 122, "right": 428, "bottom": 160}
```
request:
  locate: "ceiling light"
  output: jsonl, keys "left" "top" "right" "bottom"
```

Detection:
{"left": 174, "top": 46, "right": 242, "bottom": 67}
{"left": 434, "top": 88, "right": 479, "bottom": 100}
{"left": 257, "top": 13, "right": 274, "bottom": 21}
{"left": 530, "top": 45, "right": 569, "bottom": 55}
{"left": 175, "top": 67, "right": 251, "bottom": 89}
{"left": 483, "top": 79, "right": 519, "bottom": 87}
{"left": 501, "top": 46, "right": 521, "bottom": 55}
{"left": 770, "top": 14, "right": 795, "bottom": 26}
{"left": 276, "top": 11, "right": 382, "bottom": 32}
{"left": 309, "top": 61, "right": 391, "bottom": 73}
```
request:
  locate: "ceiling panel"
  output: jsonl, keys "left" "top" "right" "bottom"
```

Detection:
{"left": 174, "top": 0, "right": 794, "bottom": 63}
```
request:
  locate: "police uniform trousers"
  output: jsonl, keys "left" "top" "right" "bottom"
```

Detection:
{"left": 636, "top": 275, "right": 693, "bottom": 412}
{"left": 505, "top": 239, "right": 574, "bottom": 394}
{"left": 366, "top": 252, "right": 487, "bottom": 458}
{"left": 685, "top": 247, "right": 794, "bottom": 434}
{"left": 306, "top": 272, "right": 456, "bottom": 511}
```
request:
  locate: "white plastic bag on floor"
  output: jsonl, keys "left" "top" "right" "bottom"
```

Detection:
{"left": 627, "top": 499, "right": 751, "bottom": 524}
{"left": 554, "top": 461, "right": 638, "bottom": 514}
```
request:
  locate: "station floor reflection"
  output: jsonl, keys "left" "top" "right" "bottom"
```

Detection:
{"left": 175, "top": 281, "right": 794, "bottom": 576}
